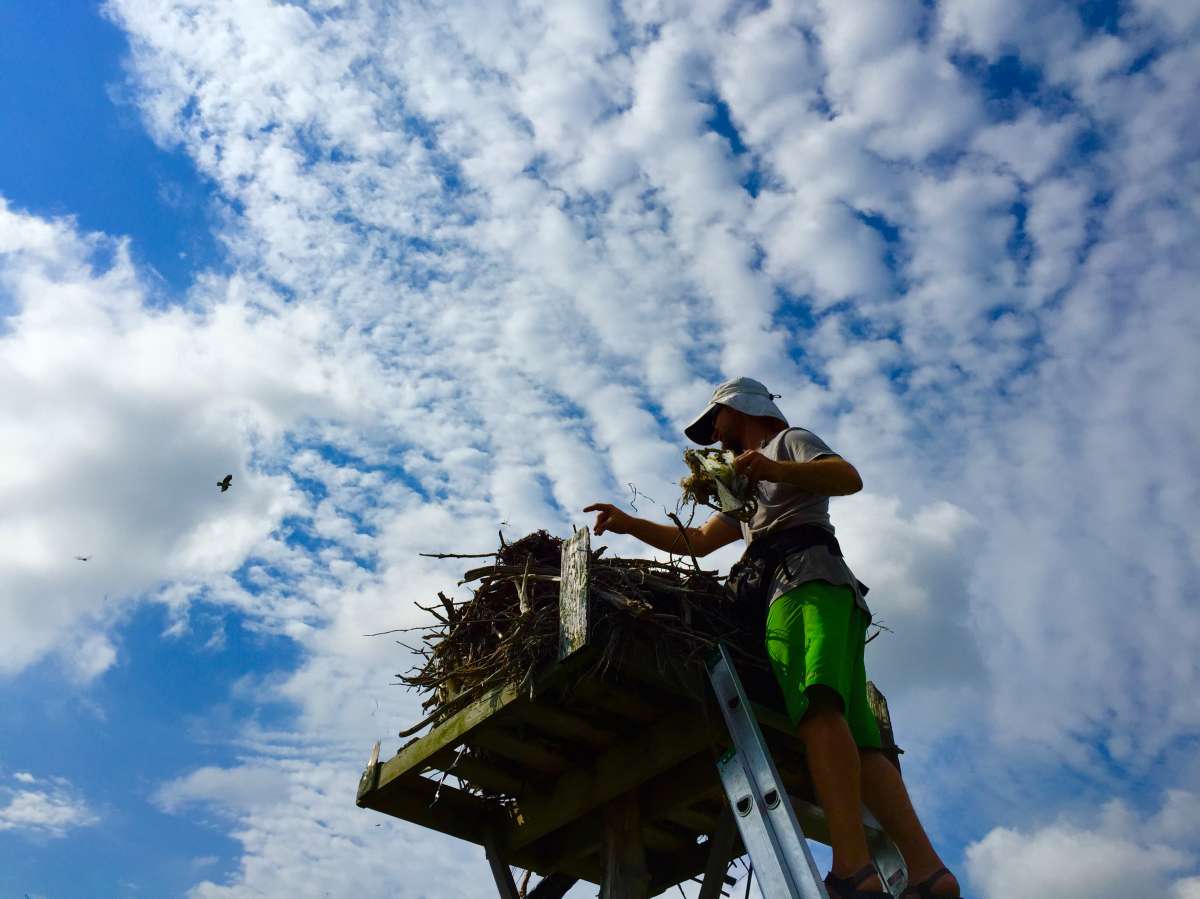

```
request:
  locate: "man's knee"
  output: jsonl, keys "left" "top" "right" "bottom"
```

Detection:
{"left": 804, "top": 684, "right": 846, "bottom": 717}
{"left": 797, "top": 685, "right": 847, "bottom": 741}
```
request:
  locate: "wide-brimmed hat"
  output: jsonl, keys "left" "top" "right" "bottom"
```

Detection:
{"left": 684, "top": 377, "right": 787, "bottom": 445}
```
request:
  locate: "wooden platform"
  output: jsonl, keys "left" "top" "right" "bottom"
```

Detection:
{"left": 356, "top": 631, "right": 831, "bottom": 894}
{"left": 356, "top": 529, "right": 899, "bottom": 896}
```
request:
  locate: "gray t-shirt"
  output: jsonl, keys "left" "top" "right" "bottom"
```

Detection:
{"left": 718, "top": 428, "right": 870, "bottom": 616}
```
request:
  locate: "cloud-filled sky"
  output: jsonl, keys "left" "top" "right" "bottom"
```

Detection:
{"left": 1, "top": 0, "right": 1197, "bottom": 896}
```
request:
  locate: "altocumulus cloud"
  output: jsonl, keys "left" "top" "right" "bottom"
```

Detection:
{"left": 0, "top": 0, "right": 1195, "bottom": 895}
{"left": 0, "top": 772, "right": 99, "bottom": 839}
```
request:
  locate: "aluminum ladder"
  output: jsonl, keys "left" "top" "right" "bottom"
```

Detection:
{"left": 706, "top": 644, "right": 908, "bottom": 898}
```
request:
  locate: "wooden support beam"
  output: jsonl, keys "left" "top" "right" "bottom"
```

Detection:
{"left": 470, "top": 726, "right": 574, "bottom": 775}
{"left": 697, "top": 803, "right": 738, "bottom": 899}
{"left": 505, "top": 709, "right": 713, "bottom": 852}
{"left": 485, "top": 826, "right": 520, "bottom": 899}
{"left": 647, "top": 838, "right": 733, "bottom": 897}
{"left": 359, "top": 773, "right": 493, "bottom": 845}
{"left": 526, "top": 873, "right": 577, "bottom": 899}
{"left": 600, "top": 791, "right": 650, "bottom": 899}
{"left": 516, "top": 748, "right": 724, "bottom": 874}
{"left": 510, "top": 701, "right": 620, "bottom": 748}
{"left": 604, "top": 644, "right": 708, "bottom": 703}
{"left": 426, "top": 748, "right": 526, "bottom": 795}
{"left": 567, "top": 677, "right": 661, "bottom": 724}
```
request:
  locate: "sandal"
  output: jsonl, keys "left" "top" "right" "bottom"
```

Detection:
{"left": 901, "top": 867, "right": 960, "bottom": 898}
{"left": 824, "top": 863, "right": 891, "bottom": 899}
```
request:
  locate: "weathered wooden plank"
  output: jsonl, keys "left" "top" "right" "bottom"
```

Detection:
{"left": 356, "top": 739, "right": 382, "bottom": 803}
{"left": 600, "top": 791, "right": 650, "bottom": 899}
{"left": 370, "top": 680, "right": 528, "bottom": 798}
{"left": 505, "top": 709, "right": 713, "bottom": 852}
{"left": 521, "top": 750, "right": 722, "bottom": 873}
{"left": 510, "top": 700, "right": 620, "bottom": 748}
{"left": 558, "top": 528, "right": 591, "bottom": 659}
{"left": 371, "top": 645, "right": 608, "bottom": 806}
{"left": 470, "top": 726, "right": 574, "bottom": 775}
{"left": 359, "top": 772, "right": 494, "bottom": 845}
{"left": 602, "top": 645, "right": 708, "bottom": 703}
{"left": 426, "top": 748, "right": 526, "bottom": 796}
{"left": 565, "top": 678, "right": 662, "bottom": 724}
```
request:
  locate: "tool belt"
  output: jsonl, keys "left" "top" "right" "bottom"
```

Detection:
{"left": 726, "top": 524, "right": 868, "bottom": 627}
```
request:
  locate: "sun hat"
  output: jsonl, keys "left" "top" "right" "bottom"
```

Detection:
{"left": 684, "top": 377, "right": 788, "bottom": 445}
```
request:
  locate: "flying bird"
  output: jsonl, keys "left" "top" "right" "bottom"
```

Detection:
{"left": 75, "top": 555, "right": 89, "bottom": 562}
{"left": 217, "top": 474, "right": 233, "bottom": 492}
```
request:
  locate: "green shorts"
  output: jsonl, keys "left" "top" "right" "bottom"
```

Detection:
{"left": 764, "top": 580, "right": 882, "bottom": 750}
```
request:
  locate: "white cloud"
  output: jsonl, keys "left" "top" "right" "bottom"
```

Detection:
{"left": 69, "top": 633, "right": 119, "bottom": 683}
{"left": 972, "top": 112, "right": 1080, "bottom": 184}
{"left": 0, "top": 773, "right": 99, "bottom": 838}
{"left": 966, "top": 792, "right": 1200, "bottom": 899}
{"left": 0, "top": 0, "right": 1190, "bottom": 894}
{"left": 157, "top": 756, "right": 504, "bottom": 899}
{"left": 153, "top": 764, "right": 292, "bottom": 816}
{"left": 0, "top": 199, "right": 361, "bottom": 674}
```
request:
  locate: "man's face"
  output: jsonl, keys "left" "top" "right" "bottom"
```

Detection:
{"left": 712, "top": 405, "right": 743, "bottom": 453}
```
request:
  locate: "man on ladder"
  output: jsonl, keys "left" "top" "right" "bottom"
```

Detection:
{"left": 585, "top": 377, "right": 960, "bottom": 899}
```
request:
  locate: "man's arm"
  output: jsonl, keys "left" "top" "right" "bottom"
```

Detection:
{"left": 582, "top": 503, "right": 742, "bottom": 556}
{"left": 734, "top": 451, "right": 863, "bottom": 495}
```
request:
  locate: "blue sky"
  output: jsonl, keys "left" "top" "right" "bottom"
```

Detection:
{"left": 1, "top": 1, "right": 1198, "bottom": 897}
{"left": 0, "top": 3, "right": 220, "bottom": 295}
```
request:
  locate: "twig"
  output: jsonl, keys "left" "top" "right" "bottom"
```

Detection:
{"left": 666, "top": 512, "right": 702, "bottom": 574}
{"left": 419, "top": 551, "right": 499, "bottom": 559}
{"left": 362, "top": 626, "right": 435, "bottom": 636}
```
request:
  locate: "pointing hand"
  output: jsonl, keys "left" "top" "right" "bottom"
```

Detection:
{"left": 582, "top": 502, "right": 634, "bottom": 536}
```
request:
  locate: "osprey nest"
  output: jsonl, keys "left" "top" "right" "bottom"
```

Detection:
{"left": 392, "top": 529, "right": 768, "bottom": 740}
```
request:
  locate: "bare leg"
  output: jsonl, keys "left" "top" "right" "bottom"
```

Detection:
{"left": 797, "top": 689, "right": 882, "bottom": 890}
{"left": 859, "top": 749, "right": 960, "bottom": 896}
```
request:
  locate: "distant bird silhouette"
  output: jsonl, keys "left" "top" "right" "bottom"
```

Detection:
{"left": 75, "top": 556, "right": 89, "bottom": 562}
{"left": 218, "top": 474, "right": 233, "bottom": 492}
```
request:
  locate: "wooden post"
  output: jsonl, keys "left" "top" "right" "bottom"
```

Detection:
{"left": 559, "top": 527, "right": 590, "bottom": 660}
{"left": 866, "top": 680, "right": 902, "bottom": 772}
{"left": 600, "top": 791, "right": 650, "bottom": 899}
{"left": 485, "top": 825, "right": 520, "bottom": 899}
{"left": 697, "top": 801, "right": 739, "bottom": 899}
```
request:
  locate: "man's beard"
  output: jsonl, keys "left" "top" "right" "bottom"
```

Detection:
{"left": 720, "top": 437, "right": 743, "bottom": 454}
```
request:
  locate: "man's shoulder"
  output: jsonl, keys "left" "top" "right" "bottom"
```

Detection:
{"left": 765, "top": 426, "right": 819, "bottom": 456}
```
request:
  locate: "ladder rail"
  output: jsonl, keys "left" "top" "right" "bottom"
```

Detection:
{"left": 706, "top": 643, "right": 908, "bottom": 899}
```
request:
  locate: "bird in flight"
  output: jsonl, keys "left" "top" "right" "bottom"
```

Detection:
{"left": 75, "top": 555, "right": 89, "bottom": 562}
{"left": 217, "top": 474, "right": 233, "bottom": 492}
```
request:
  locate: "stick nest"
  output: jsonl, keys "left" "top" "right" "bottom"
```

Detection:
{"left": 393, "top": 529, "right": 766, "bottom": 738}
